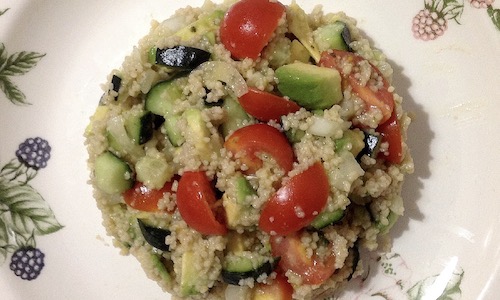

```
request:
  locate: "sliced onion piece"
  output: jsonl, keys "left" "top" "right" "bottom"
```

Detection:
{"left": 197, "top": 61, "right": 248, "bottom": 97}
{"left": 307, "top": 115, "right": 343, "bottom": 138}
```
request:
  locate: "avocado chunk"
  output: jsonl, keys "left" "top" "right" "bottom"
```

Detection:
{"left": 335, "top": 129, "right": 365, "bottom": 157}
{"left": 290, "top": 39, "right": 310, "bottom": 63}
{"left": 223, "top": 175, "right": 257, "bottom": 229}
{"left": 174, "top": 10, "right": 225, "bottom": 42}
{"left": 180, "top": 251, "right": 200, "bottom": 296}
{"left": 276, "top": 62, "right": 343, "bottom": 110}
{"left": 151, "top": 254, "right": 172, "bottom": 284}
{"left": 183, "top": 108, "right": 222, "bottom": 161}
{"left": 287, "top": 2, "right": 320, "bottom": 62}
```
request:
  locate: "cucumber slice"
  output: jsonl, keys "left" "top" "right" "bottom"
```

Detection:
{"left": 234, "top": 175, "right": 256, "bottom": 205}
{"left": 310, "top": 209, "right": 345, "bottom": 229}
{"left": 222, "top": 254, "right": 278, "bottom": 285}
{"left": 94, "top": 151, "right": 133, "bottom": 194}
{"left": 145, "top": 77, "right": 186, "bottom": 117}
{"left": 135, "top": 153, "right": 173, "bottom": 190}
{"left": 106, "top": 115, "right": 145, "bottom": 158}
{"left": 285, "top": 127, "right": 306, "bottom": 144}
{"left": 313, "top": 22, "right": 352, "bottom": 52}
{"left": 221, "top": 97, "right": 250, "bottom": 137}
{"left": 163, "top": 114, "right": 185, "bottom": 147}
{"left": 124, "top": 111, "right": 155, "bottom": 145}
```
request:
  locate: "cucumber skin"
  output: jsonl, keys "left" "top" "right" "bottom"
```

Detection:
{"left": 125, "top": 112, "right": 154, "bottom": 145}
{"left": 94, "top": 151, "right": 133, "bottom": 194}
{"left": 145, "top": 79, "right": 184, "bottom": 117}
{"left": 310, "top": 209, "right": 345, "bottom": 230}
{"left": 221, "top": 258, "right": 278, "bottom": 285}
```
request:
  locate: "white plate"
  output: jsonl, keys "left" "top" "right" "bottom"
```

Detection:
{"left": 1, "top": 1, "right": 499, "bottom": 299}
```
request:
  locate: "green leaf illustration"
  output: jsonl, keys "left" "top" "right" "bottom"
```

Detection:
{"left": 0, "top": 43, "right": 45, "bottom": 105}
{"left": 487, "top": 7, "right": 500, "bottom": 31}
{"left": 0, "top": 75, "right": 26, "bottom": 105}
{"left": 0, "top": 8, "right": 9, "bottom": 17}
{"left": 0, "top": 218, "right": 8, "bottom": 264}
{"left": 0, "top": 180, "right": 63, "bottom": 237}
{"left": 407, "top": 268, "right": 464, "bottom": 300}
{"left": 0, "top": 50, "right": 46, "bottom": 76}
{"left": 425, "top": 0, "right": 464, "bottom": 24}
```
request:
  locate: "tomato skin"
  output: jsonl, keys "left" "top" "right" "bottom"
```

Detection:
{"left": 220, "top": 0, "right": 285, "bottom": 60}
{"left": 259, "top": 162, "right": 329, "bottom": 235}
{"left": 252, "top": 272, "right": 293, "bottom": 300}
{"left": 123, "top": 181, "right": 175, "bottom": 212}
{"left": 224, "top": 123, "right": 294, "bottom": 174}
{"left": 239, "top": 87, "right": 301, "bottom": 122}
{"left": 377, "top": 110, "right": 403, "bottom": 164}
{"left": 319, "top": 50, "right": 394, "bottom": 124}
{"left": 176, "top": 171, "right": 227, "bottom": 235}
{"left": 270, "top": 233, "right": 336, "bottom": 285}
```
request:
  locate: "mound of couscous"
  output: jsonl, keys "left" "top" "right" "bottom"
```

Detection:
{"left": 85, "top": 0, "right": 414, "bottom": 299}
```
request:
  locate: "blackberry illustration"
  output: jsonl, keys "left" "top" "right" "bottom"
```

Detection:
{"left": 15, "top": 137, "right": 51, "bottom": 170}
{"left": 10, "top": 247, "right": 46, "bottom": 281}
{"left": 469, "top": 0, "right": 494, "bottom": 8}
{"left": 412, "top": 9, "right": 448, "bottom": 41}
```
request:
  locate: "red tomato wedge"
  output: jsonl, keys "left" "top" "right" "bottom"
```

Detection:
{"left": 271, "top": 233, "right": 336, "bottom": 285}
{"left": 220, "top": 0, "right": 285, "bottom": 60}
{"left": 176, "top": 171, "right": 227, "bottom": 235}
{"left": 259, "top": 162, "right": 329, "bottom": 235}
{"left": 224, "top": 123, "right": 294, "bottom": 174}
{"left": 238, "top": 87, "right": 301, "bottom": 122}
{"left": 252, "top": 272, "right": 293, "bottom": 300}
{"left": 377, "top": 110, "right": 403, "bottom": 164}
{"left": 123, "top": 180, "right": 175, "bottom": 212}
{"left": 319, "top": 50, "right": 394, "bottom": 124}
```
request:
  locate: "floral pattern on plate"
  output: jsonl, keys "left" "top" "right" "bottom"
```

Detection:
{"left": 412, "top": 0, "right": 500, "bottom": 41}
{"left": 340, "top": 253, "right": 464, "bottom": 300}
{"left": 0, "top": 137, "right": 63, "bottom": 280}
{"left": 1, "top": 8, "right": 62, "bottom": 281}
{"left": 1, "top": 8, "right": 45, "bottom": 105}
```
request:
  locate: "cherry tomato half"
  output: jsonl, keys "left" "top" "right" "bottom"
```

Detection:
{"left": 239, "top": 87, "right": 301, "bottom": 122}
{"left": 123, "top": 180, "right": 175, "bottom": 212}
{"left": 377, "top": 110, "right": 403, "bottom": 164}
{"left": 271, "top": 232, "right": 336, "bottom": 285}
{"left": 224, "top": 123, "right": 294, "bottom": 174}
{"left": 252, "top": 272, "right": 293, "bottom": 300}
{"left": 220, "top": 0, "right": 285, "bottom": 60}
{"left": 319, "top": 50, "right": 394, "bottom": 124}
{"left": 176, "top": 171, "right": 227, "bottom": 235}
{"left": 259, "top": 162, "right": 329, "bottom": 235}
